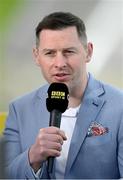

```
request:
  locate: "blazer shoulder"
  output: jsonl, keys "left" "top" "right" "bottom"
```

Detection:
{"left": 101, "top": 81, "right": 123, "bottom": 103}
{"left": 9, "top": 84, "right": 49, "bottom": 107}
{"left": 103, "top": 82, "right": 123, "bottom": 96}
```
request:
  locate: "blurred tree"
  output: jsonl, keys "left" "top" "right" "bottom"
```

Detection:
{"left": 0, "top": 0, "right": 25, "bottom": 111}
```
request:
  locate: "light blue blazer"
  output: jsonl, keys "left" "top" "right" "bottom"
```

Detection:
{"left": 3, "top": 74, "right": 123, "bottom": 179}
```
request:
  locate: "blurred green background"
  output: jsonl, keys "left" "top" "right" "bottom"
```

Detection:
{"left": 0, "top": 0, "right": 26, "bottom": 111}
{"left": 0, "top": 0, "right": 123, "bottom": 112}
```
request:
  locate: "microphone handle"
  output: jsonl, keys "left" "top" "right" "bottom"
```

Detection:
{"left": 48, "top": 109, "right": 62, "bottom": 174}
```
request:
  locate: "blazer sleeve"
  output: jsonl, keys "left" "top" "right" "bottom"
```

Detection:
{"left": 3, "top": 103, "right": 35, "bottom": 179}
{"left": 118, "top": 112, "right": 123, "bottom": 178}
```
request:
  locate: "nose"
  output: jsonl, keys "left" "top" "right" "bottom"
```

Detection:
{"left": 54, "top": 53, "right": 67, "bottom": 68}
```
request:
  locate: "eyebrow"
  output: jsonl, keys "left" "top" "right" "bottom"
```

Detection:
{"left": 41, "top": 49, "right": 55, "bottom": 52}
{"left": 41, "top": 47, "right": 78, "bottom": 52}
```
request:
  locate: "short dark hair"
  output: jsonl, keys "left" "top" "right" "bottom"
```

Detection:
{"left": 35, "top": 12, "right": 87, "bottom": 47}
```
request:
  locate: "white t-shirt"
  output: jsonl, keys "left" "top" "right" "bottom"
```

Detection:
{"left": 55, "top": 105, "right": 80, "bottom": 179}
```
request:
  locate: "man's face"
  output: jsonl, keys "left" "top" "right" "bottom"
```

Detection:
{"left": 33, "top": 26, "right": 93, "bottom": 92}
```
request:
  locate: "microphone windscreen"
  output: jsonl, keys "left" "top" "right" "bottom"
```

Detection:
{"left": 46, "top": 83, "right": 69, "bottom": 113}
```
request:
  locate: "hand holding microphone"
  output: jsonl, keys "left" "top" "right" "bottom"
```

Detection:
{"left": 28, "top": 83, "right": 69, "bottom": 173}
{"left": 46, "top": 82, "right": 69, "bottom": 173}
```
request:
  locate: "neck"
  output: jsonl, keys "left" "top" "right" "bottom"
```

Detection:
{"left": 68, "top": 74, "right": 88, "bottom": 108}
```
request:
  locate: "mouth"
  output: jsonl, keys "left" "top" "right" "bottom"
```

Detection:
{"left": 53, "top": 73, "right": 70, "bottom": 82}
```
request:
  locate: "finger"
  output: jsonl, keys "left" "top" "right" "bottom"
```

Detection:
{"left": 45, "top": 141, "right": 62, "bottom": 151}
{"left": 39, "top": 127, "right": 60, "bottom": 134}
{"left": 47, "top": 149, "right": 61, "bottom": 158}
{"left": 58, "top": 130, "right": 67, "bottom": 141}
{"left": 49, "top": 134, "right": 64, "bottom": 144}
{"left": 39, "top": 127, "right": 67, "bottom": 141}
{"left": 38, "top": 132, "right": 63, "bottom": 145}
{"left": 40, "top": 145, "right": 61, "bottom": 158}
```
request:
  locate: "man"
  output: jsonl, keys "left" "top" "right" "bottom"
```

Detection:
{"left": 4, "top": 12, "right": 123, "bottom": 179}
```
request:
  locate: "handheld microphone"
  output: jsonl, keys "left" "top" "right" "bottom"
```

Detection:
{"left": 46, "top": 82, "right": 69, "bottom": 174}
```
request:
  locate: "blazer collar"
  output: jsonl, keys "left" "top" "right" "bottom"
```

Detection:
{"left": 65, "top": 73, "right": 106, "bottom": 176}
{"left": 84, "top": 73, "right": 105, "bottom": 98}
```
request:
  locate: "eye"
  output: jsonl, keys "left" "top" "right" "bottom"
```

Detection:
{"left": 63, "top": 50, "right": 75, "bottom": 56}
{"left": 44, "top": 51, "right": 56, "bottom": 57}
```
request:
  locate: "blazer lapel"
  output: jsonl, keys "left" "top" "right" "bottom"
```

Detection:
{"left": 65, "top": 74, "right": 106, "bottom": 175}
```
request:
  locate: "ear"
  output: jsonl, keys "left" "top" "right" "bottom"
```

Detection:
{"left": 33, "top": 47, "right": 40, "bottom": 66}
{"left": 86, "top": 42, "right": 93, "bottom": 63}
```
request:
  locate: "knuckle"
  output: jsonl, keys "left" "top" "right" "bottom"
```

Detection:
{"left": 57, "top": 135, "right": 62, "bottom": 144}
{"left": 40, "top": 146, "right": 47, "bottom": 156}
{"left": 55, "top": 151, "right": 61, "bottom": 157}
{"left": 53, "top": 142, "right": 62, "bottom": 151}
{"left": 57, "top": 144, "right": 62, "bottom": 151}
{"left": 40, "top": 128, "right": 45, "bottom": 133}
